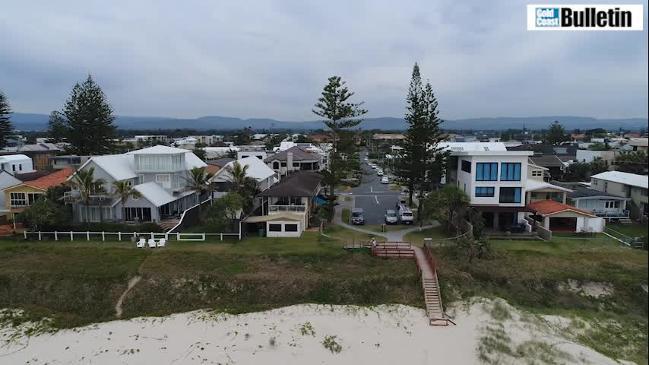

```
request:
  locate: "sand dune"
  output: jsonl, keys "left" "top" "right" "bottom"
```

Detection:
{"left": 0, "top": 299, "right": 631, "bottom": 365}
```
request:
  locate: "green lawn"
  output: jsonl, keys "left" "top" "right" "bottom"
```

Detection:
{"left": 0, "top": 230, "right": 416, "bottom": 329}
{"left": 434, "top": 236, "right": 648, "bottom": 363}
{"left": 607, "top": 222, "right": 648, "bottom": 238}
{"left": 404, "top": 226, "right": 450, "bottom": 246}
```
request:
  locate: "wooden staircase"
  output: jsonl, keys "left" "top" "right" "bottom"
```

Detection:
{"left": 159, "top": 218, "right": 180, "bottom": 232}
{"left": 363, "top": 240, "right": 452, "bottom": 326}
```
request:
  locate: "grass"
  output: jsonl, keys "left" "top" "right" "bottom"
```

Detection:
{"left": 0, "top": 231, "right": 417, "bottom": 329}
{"left": 607, "top": 222, "right": 648, "bottom": 238}
{"left": 403, "top": 226, "right": 450, "bottom": 246}
{"left": 435, "top": 236, "right": 648, "bottom": 363}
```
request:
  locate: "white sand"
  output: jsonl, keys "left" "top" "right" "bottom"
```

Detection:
{"left": 0, "top": 299, "right": 633, "bottom": 365}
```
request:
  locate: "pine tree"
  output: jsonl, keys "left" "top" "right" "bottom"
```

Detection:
{"left": 313, "top": 76, "right": 367, "bottom": 221}
{"left": 0, "top": 91, "right": 13, "bottom": 148}
{"left": 47, "top": 111, "right": 68, "bottom": 143}
{"left": 396, "top": 63, "right": 447, "bottom": 221}
{"left": 545, "top": 121, "right": 569, "bottom": 145}
{"left": 58, "top": 75, "right": 117, "bottom": 154}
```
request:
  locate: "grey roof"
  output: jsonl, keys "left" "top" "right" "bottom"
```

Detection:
{"left": 15, "top": 143, "right": 62, "bottom": 152}
{"left": 529, "top": 155, "right": 565, "bottom": 168}
{"left": 206, "top": 158, "right": 234, "bottom": 167}
{"left": 264, "top": 146, "right": 319, "bottom": 163}
{"left": 258, "top": 171, "right": 322, "bottom": 197}
{"left": 568, "top": 187, "right": 624, "bottom": 199}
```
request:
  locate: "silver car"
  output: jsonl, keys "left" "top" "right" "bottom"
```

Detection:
{"left": 384, "top": 209, "right": 398, "bottom": 224}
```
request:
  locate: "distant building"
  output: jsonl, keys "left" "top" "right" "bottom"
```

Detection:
{"left": 0, "top": 154, "right": 34, "bottom": 174}
{"left": 265, "top": 146, "right": 323, "bottom": 177}
{"left": 49, "top": 155, "right": 91, "bottom": 170}
{"left": 627, "top": 138, "right": 648, "bottom": 152}
{"left": 134, "top": 135, "right": 170, "bottom": 145}
{"left": 1, "top": 143, "right": 62, "bottom": 170}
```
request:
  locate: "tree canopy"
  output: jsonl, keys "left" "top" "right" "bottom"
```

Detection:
{"left": 0, "top": 91, "right": 13, "bottom": 148}
{"left": 544, "top": 121, "right": 569, "bottom": 145}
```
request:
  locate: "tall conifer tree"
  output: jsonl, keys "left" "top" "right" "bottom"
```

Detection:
{"left": 0, "top": 91, "right": 13, "bottom": 148}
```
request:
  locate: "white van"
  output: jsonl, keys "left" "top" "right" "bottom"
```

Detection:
{"left": 397, "top": 204, "right": 414, "bottom": 225}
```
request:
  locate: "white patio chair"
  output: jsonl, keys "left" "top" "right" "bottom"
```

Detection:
{"left": 147, "top": 238, "right": 157, "bottom": 248}
{"left": 136, "top": 238, "right": 146, "bottom": 248}
{"left": 157, "top": 238, "right": 166, "bottom": 247}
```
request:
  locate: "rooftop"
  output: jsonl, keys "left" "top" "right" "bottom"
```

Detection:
{"left": 591, "top": 171, "right": 648, "bottom": 189}
{"left": 24, "top": 167, "right": 74, "bottom": 190}
{"left": 265, "top": 146, "right": 320, "bottom": 162}
{"left": 527, "top": 200, "right": 595, "bottom": 217}
{"left": 441, "top": 142, "right": 533, "bottom": 156}
{"left": 529, "top": 155, "right": 566, "bottom": 168}
{"left": 258, "top": 171, "right": 322, "bottom": 197}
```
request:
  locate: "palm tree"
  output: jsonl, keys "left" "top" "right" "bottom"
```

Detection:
{"left": 187, "top": 167, "right": 215, "bottom": 201}
{"left": 69, "top": 167, "right": 106, "bottom": 222}
{"left": 112, "top": 180, "right": 141, "bottom": 208}
{"left": 226, "top": 161, "right": 258, "bottom": 210}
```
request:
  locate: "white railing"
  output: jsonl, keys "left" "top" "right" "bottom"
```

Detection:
{"left": 22, "top": 231, "right": 240, "bottom": 242}
{"left": 268, "top": 205, "right": 306, "bottom": 213}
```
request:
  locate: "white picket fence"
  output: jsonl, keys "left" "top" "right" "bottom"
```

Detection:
{"left": 23, "top": 230, "right": 240, "bottom": 242}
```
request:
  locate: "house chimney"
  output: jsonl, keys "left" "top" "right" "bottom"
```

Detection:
{"left": 287, "top": 151, "right": 293, "bottom": 172}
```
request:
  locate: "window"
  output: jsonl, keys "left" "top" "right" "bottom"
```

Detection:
{"left": 123, "top": 207, "right": 151, "bottom": 222}
{"left": 284, "top": 224, "right": 298, "bottom": 232}
{"left": 500, "top": 163, "right": 521, "bottom": 181}
{"left": 155, "top": 174, "right": 171, "bottom": 188}
{"left": 476, "top": 163, "right": 498, "bottom": 181}
{"left": 531, "top": 170, "right": 543, "bottom": 177}
{"left": 10, "top": 192, "right": 26, "bottom": 206}
{"left": 475, "top": 187, "right": 495, "bottom": 197}
{"left": 605, "top": 201, "right": 620, "bottom": 209}
{"left": 499, "top": 187, "right": 522, "bottom": 203}
{"left": 269, "top": 223, "right": 282, "bottom": 232}
{"left": 461, "top": 160, "right": 471, "bottom": 173}
{"left": 604, "top": 182, "right": 608, "bottom": 192}
{"left": 281, "top": 162, "right": 286, "bottom": 167}
{"left": 273, "top": 161, "right": 280, "bottom": 169}
{"left": 293, "top": 162, "right": 300, "bottom": 167}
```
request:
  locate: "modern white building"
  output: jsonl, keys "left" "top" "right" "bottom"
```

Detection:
{"left": 66, "top": 145, "right": 207, "bottom": 223}
{"left": 442, "top": 142, "right": 601, "bottom": 232}
{"left": 0, "top": 154, "right": 35, "bottom": 174}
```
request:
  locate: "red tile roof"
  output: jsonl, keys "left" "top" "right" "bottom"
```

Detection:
{"left": 24, "top": 168, "right": 74, "bottom": 190}
{"left": 527, "top": 200, "right": 596, "bottom": 217}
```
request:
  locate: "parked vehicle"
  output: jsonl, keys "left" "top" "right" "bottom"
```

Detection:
{"left": 384, "top": 209, "right": 398, "bottom": 224}
{"left": 505, "top": 222, "right": 526, "bottom": 233}
{"left": 351, "top": 208, "right": 365, "bottom": 225}
{"left": 381, "top": 176, "right": 389, "bottom": 184}
{"left": 377, "top": 170, "right": 384, "bottom": 176}
{"left": 397, "top": 204, "right": 414, "bottom": 224}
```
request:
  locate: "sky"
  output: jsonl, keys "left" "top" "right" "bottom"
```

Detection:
{"left": 1, "top": 0, "right": 647, "bottom": 121}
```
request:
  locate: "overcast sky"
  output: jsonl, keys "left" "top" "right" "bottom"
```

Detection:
{"left": 1, "top": 0, "right": 647, "bottom": 121}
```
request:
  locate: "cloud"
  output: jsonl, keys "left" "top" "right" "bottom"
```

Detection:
{"left": 0, "top": 0, "right": 646, "bottom": 120}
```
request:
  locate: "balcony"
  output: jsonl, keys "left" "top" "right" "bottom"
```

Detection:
{"left": 63, "top": 191, "right": 114, "bottom": 205}
{"left": 268, "top": 204, "right": 306, "bottom": 214}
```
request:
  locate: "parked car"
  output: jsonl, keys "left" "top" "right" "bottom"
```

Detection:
{"left": 505, "top": 222, "right": 526, "bottom": 233}
{"left": 381, "top": 176, "right": 389, "bottom": 184}
{"left": 377, "top": 170, "right": 384, "bottom": 176}
{"left": 397, "top": 204, "right": 414, "bottom": 224}
{"left": 384, "top": 209, "right": 398, "bottom": 224}
{"left": 351, "top": 208, "right": 365, "bottom": 225}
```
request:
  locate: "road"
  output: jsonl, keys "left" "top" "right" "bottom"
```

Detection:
{"left": 340, "top": 152, "right": 401, "bottom": 225}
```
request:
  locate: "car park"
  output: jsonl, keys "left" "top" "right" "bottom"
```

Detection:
{"left": 384, "top": 209, "right": 398, "bottom": 224}
{"left": 350, "top": 208, "right": 365, "bottom": 225}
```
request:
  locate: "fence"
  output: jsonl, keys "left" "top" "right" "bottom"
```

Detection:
{"left": 22, "top": 230, "right": 240, "bottom": 242}
{"left": 525, "top": 217, "right": 552, "bottom": 240}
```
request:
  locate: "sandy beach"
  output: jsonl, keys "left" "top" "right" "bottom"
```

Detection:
{"left": 0, "top": 299, "right": 632, "bottom": 365}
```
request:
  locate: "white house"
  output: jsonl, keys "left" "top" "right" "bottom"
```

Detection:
{"left": 442, "top": 142, "right": 579, "bottom": 231}
{"left": 590, "top": 171, "right": 648, "bottom": 219}
{"left": 265, "top": 146, "right": 324, "bottom": 177}
{"left": 211, "top": 156, "right": 279, "bottom": 192}
{"left": 0, "top": 154, "right": 34, "bottom": 174}
{"left": 66, "top": 145, "right": 206, "bottom": 223}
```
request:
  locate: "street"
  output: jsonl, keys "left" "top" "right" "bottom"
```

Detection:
{"left": 342, "top": 151, "right": 401, "bottom": 225}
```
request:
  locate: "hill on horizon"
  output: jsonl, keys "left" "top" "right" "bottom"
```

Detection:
{"left": 10, "top": 113, "right": 648, "bottom": 132}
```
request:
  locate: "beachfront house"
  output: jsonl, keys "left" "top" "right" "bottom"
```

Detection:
{"left": 442, "top": 142, "right": 592, "bottom": 232}
{"left": 65, "top": 145, "right": 206, "bottom": 224}
{"left": 210, "top": 156, "right": 279, "bottom": 194}
{"left": 243, "top": 171, "right": 323, "bottom": 237}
